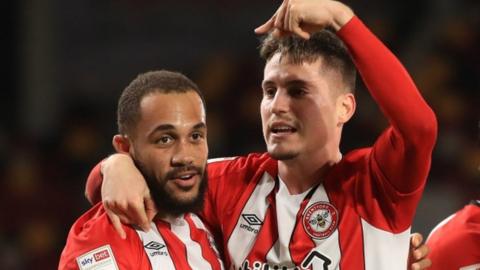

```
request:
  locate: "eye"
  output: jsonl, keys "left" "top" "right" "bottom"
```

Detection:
{"left": 191, "top": 131, "right": 204, "bottom": 141}
{"left": 155, "top": 135, "right": 174, "bottom": 145}
{"left": 288, "top": 87, "right": 307, "bottom": 98}
{"left": 263, "top": 87, "right": 276, "bottom": 98}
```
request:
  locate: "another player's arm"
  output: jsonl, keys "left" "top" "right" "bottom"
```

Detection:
{"left": 86, "top": 154, "right": 155, "bottom": 238}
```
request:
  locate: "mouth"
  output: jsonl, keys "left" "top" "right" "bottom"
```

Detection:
{"left": 270, "top": 122, "right": 297, "bottom": 137}
{"left": 170, "top": 171, "right": 200, "bottom": 189}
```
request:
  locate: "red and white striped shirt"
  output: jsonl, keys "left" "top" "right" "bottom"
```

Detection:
{"left": 59, "top": 203, "right": 224, "bottom": 270}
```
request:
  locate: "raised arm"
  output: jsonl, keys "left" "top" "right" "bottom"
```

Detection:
{"left": 337, "top": 16, "right": 437, "bottom": 193}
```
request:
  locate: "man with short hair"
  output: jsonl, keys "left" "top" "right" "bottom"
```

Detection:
{"left": 59, "top": 70, "right": 224, "bottom": 270}
{"left": 86, "top": 0, "right": 436, "bottom": 269}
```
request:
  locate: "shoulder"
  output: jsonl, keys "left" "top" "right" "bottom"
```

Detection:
{"left": 327, "top": 148, "right": 372, "bottom": 178}
{"left": 429, "top": 204, "right": 480, "bottom": 242}
{"left": 59, "top": 203, "right": 145, "bottom": 269}
{"left": 207, "top": 152, "right": 277, "bottom": 178}
{"left": 427, "top": 204, "right": 480, "bottom": 269}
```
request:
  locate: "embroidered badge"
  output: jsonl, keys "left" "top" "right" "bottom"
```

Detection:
{"left": 303, "top": 202, "right": 338, "bottom": 239}
{"left": 76, "top": 244, "right": 119, "bottom": 270}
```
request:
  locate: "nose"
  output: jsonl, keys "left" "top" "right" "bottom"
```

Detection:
{"left": 171, "top": 140, "right": 194, "bottom": 167}
{"left": 270, "top": 90, "right": 289, "bottom": 115}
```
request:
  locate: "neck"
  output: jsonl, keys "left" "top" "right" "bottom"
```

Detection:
{"left": 154, "top": 210, "right": 183, "bottom": 222}
{"left": 277, "top": 150, "right": 341, "bottom": 195}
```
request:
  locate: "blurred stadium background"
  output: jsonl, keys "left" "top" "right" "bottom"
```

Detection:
{"left": 2, "top": 0, "right": 479, "bottom": 268}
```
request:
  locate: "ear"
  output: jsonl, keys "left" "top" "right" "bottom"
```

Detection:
{"left": 336, "top": 93, "right": 356, "bottom": 125}
{"left": 112, "top": 134, "right": 131, "bottom": 154}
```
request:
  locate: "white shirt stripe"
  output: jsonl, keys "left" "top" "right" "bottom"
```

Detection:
{"left": 136, "top": 222, "right": 176, "bottom": 270}
{"left": 266, "top": 178, "right": 310, "bottom": 267}
{"left": 361, "top": 219, "right": 410, "bottom": 270}
{"left": 168, "top": 216, "right": 213, "bottom": 270}
{"left": 227, "top": 172, "right": 276, "bottom": 267}
{"left": 190, "top": 214, "right": 225, "bottom": 270}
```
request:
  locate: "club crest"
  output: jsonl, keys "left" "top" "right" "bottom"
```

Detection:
{"left": 303, "top": 202, "right": 338, "bottom": 240}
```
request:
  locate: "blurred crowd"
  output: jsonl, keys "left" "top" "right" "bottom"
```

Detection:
{"left": 2, "top": 0, "right": 479, "bottom": 269}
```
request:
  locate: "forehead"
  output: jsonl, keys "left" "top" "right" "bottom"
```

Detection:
{"left": 263, "top": 53, "right": 325, "bottom": 84}
{"left": 137, "top": 91, "right": 206, "bottom": 132}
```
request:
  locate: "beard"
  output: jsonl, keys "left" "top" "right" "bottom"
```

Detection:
{"left": 269, "top": 150, "right": 299, "bottom": 160}
{"left": 134, "top": 159, "right": 207, "bottom": 217}
{"left": 267, "top": 144, "right": 299, "bottom": 160}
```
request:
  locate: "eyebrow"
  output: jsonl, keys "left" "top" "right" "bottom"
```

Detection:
{"left": 286, "top": 80, "right": 309, "bottom": 88}
{"left": 148, "top": 122, "right": 207, "bottom": 136}
{"left": 192, "top": 122, "right": 207, "bottom": 130}
{"left": 262, "top": 79, "right": 309, "bottom": 88}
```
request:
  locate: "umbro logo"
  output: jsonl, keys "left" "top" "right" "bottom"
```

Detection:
{"left": 144, "top": 241, "right": 165, "bottom": 250}
{"left": 241, "top": 214, "right": 263, "bottom": 226}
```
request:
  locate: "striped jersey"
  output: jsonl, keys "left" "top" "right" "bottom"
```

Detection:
{"left": 59, "top": 203, "right": 224, "bottom": 270}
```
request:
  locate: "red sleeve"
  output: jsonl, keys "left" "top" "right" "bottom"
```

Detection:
{"left": 426, "top": 205, "right": 480, "bottom": 269}
{"left": 85, "top": 161, "right": 104, "bottom": 205}
{"left": 58, "top": 203, "right": 150, "bottom": 270}
{"left": 337, "top": 16, "right": 437, "bottom": 193}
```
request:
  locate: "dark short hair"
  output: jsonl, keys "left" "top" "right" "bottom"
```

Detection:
{"left": 259, "top": 30, "right": 356, "bottom": 93}
{"left": 117, "top": 70, "right": 205, "bottom": 136}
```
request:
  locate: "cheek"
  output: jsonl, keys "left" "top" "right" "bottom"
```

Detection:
{"left": 260, "top": 102, "right": 269, "bottom": 124}
{"left": 200, "top": 143, "right": 209, "bottom": 160}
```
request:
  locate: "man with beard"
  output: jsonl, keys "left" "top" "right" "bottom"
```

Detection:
{"left": 59, "top": 70, "right": 224, "bottom": 270}
{"left": 85, "top": 0, "right": 436, "bottom": 269}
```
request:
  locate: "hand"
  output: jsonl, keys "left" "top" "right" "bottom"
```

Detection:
{"left": 101, "top": 153, "right": 157, "bottom": 239}
{"left": 408, "top": 233, "right": 432, "bottom": 270}
{"left": 254, "top": 0, "right": 354, "bottom": 39}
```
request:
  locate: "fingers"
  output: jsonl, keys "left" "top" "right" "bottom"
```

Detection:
{"left": 413, "top": 244, "right": 430, "bottom": 261}
{"left": 254, "top": 15, "right": 276, "bottom": 34}
{"left": 274, "top": 0, "right": 289, "bottom": 29}
{"left": 106, "top": 210, "right": 126, "bottom": 239}
{"left": 291, "top": 24, "right": 311, "bottom": 40}
{"left": 410, "top": 232, "right": 424, "bottom": 247}
{"left": 408, "top": 233, "right": 431, "bottom": 270}
{"left": 144, "top": 195, "right": 159, "bottom": 221}
{"left": 284, "top": 2, "right": 310, "bottom": 39}
{"left": 284, "top": 1, "right": 291, "bottom": 31}
{"left": 255, "top": 0, "right": 285, "bottom": 34}
{"left": 255, "top": 0, "right": 310, "bottom": 40}
{"left": 410, "top": 258, "right": 432, "bottom": 270}
{"left": 103, "top": 195, "right": 152, "bottom": 234}
{"left": 272, "top": 28, "right": 290, "bottom": 38}
{"left": 126, "top": 198, "right": 151, "bottom": 232}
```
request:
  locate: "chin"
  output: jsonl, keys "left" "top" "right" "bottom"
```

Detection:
{"left": 173, "top": 190, "right": 200, "bottom": 204}
{"left": 151, "top": 176, "right": 207, "bottom": 216}
{"left": 268, "top": 147, "right": 299, "bottom": 161}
